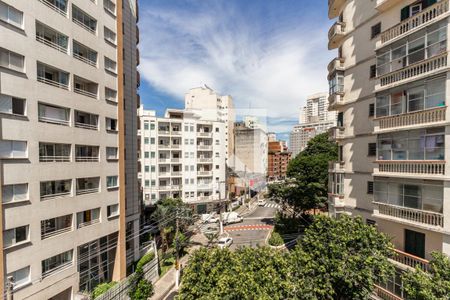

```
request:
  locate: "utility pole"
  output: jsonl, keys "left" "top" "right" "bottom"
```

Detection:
{"left": 217, "top": 180, "right": 226, "bottom": 235}
{"left": 175, "top": 207, "right": 180, "bottom": 289}
{"left": 6, "top": 276, "right": 13, "bottom": 300}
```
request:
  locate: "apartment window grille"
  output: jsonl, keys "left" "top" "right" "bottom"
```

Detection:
{"left": 0, "top": 2, "right": 23, "bottom": 28}
{"left": 2, "top": 183, "right": 28, "bottom": 203}
{"left": 377, "top": 21, "right": 447, "bottom": 76}
{"left": 368, "top": 143, "right": 376, "bottom": 156}
{"left": 374, "top": 180, "right": 442, "bottom": 213}
{"left": 0, "top": 48, "right": 24, "bottom": 72}
{"left": 77, "top": 208, "right": 100, "bottom": 228}
{"left": 36, "top": 21, "right": 68, "bottom": 53}
{"left": 0, "top": 140, "right": 27, "bottom": 159}
{"left": 42, "top": 250, "right": 73, "bottom": 278}
{"left": 40, "top": 179, "right": 71, "bottom": 199}
{"left": 4, "top": 225, "right": 28, "bottom": 248}
{"left": 0, "top": 94, "right": 25, "bottom": 116}
{"left": 72, "top": 5, "right": 97, "bottom": 34}
{"left": 7, "top": 266, "right": 30, "bottom": 289}
{"left": 371, "top": 22, "right": 381, "bottom": 39}
{"left": 104, "top": 26, "right": 117, "bottom": 45}
{"left": 38, "top": 103, "right": 69, "bottom": 125}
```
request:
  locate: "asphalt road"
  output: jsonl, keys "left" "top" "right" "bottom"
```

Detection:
{"left": 226, "top": 201, "right": 279, "bottom": 249}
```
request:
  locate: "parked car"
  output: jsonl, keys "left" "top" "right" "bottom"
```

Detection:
{"left": 257, "top": 199, "right": 267, "bottom": 206}
{"left": 201, "top": 213, "right": 219, "bottom": 224}
{"left": 217, "top": 237, "right": 233, "bottom": 249}
{"left": 221, "top": 212, "right": 243, "bottom": 225}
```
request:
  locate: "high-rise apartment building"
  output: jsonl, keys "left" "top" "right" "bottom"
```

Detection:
{"left": 234, "top": 121, "right": 268, "bottom": 175}
{"left": 0, "top": 0, "right": 140, "bottom": 298}
{"left": 290, "top": 93, "right": 337, "bottom": 157}
{"left": 267, "top": 141, "right": 291, "bottom": 181}
{"left": 328, "top": 0, "right": 449, "bottom": 298}
{"left": 138, "top": 107, "right": 226, "bottom": 214}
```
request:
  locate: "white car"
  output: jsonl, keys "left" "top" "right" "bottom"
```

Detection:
{"left": 257, "top": 199, "right": 267, "bottom": 206}
{"left": 217, "top": 237, "right": 233, "bottom": 249}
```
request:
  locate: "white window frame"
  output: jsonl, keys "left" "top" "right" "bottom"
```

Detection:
{"left": 0, "top": 94, "right": 26, "bottom": 116}
{"left": 106, "top": 175, "right": 118, "bottom": 189}
{"left": 3, "top": 225, "right": 29, "bottom": 248}
{"left": 0, "top": 48, "right": 24, "bottom": 72}
{"left": 0, "top": 2, "right": 23, "bottom": 28}
{"left": 2, "top": 183, "right": 28, "bottom": 203}
{"left": 107, "top": 204, "right": 119, "bottom": 218}
{"left": 8, "top": 266, "right": 30, "bottom": 289}
{"left": 0, "top": 140, "right": 27, "bottom": 159}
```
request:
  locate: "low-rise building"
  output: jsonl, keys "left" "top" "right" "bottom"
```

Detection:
{"left": 268, "top": 141, "right": 292, "bottom": 181}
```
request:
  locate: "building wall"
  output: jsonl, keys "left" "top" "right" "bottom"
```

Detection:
{"left": 234, "top": 123, "right": 268, "bottom": 175}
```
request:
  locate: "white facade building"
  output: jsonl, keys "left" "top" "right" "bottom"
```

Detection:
{"left": 138, "top": 107, "right": 226, "bottom": 214}
{"left": 328, "top": 0, "right": 450, "bottom": 298}
{"left": 233, "top": 122, "right": 268, "bottom": 175}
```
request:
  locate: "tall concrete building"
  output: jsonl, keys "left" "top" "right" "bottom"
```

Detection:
{"left": 328, "top": 0, "right": 449, "bottom": 298}
{"left": 290, "top": 93, "right": 337, "bottom": 157}
{"left": 0, "top": 0, "right": 140, "bottom": 298}
{"left": 138, "top": 107, "right": 226, "bottom": 214}
{"left": 234, "top": 121, "right": 268, "bottom": 175}
{"left": 267, "top": 141, "right": 291, "bottom": 181}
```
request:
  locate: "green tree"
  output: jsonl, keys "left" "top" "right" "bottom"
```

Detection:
{"left": 290, "top": 215, "right": 395, "bottom": 299}
{"left": 92, "top": 282, "right": 116, "bottom": 299}
{"left": 268, "top": 231, "right": 284, "bottom": 246}
{"left": 132, "top": 279, "right": 154, "bottom": 300}
{"left": 402, "top": 252, "right": 450, "bottom": 300}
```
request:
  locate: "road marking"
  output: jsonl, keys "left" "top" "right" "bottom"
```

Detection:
{"left": 264, "top": 203, "right": 280, "bottom": 209}
{"left": 225, "top": 224, "right": 273, "bottom": 232}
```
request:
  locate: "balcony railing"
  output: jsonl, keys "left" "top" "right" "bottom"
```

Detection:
{"left": 328, "top": 126, "right": 345, "bottom": 141}
{"left": 328, "top": 91, "right": 345, "bottom": 107}
{"left": 171, "top": 158, "right": 180, "bottom": 163}
{"left": 158, "top": 158, "right": 170, "bottom": 163}
{"left": 376, "top": 160, "right": 445, "bottom": 175}
{"left": 40, "top": 155, "right": 70, "bottom": 162}
{"left": 391, "top": 248, "right": 429, "bottom": 271}
{"left": 198, "top": 158, "right": 213, "bottom": 163}
{"left": 373, "top": 285, "right": 403, "bottom": 300}
{"left": 327, "top": 57, "right": 345, "bottom": 74}
{"left": 373, "top": 202, "right": 444, "bottom": 227}
{"left": 197, "top": 171, "right": 212, "bottom": 176}
{"left": 375, "top": 106, "right": 446, "bottom": 130}
{"left": 36, "top": 35, "right": 68, "bottom": 54}
{"left": 380, "top": 0, "right": 449, "bottom": 45}
{"left": 42, "top": 261, "right": 73, "bottom": 279}
{"left": 72, "top": 18, "right": 96, "bottom": 34}
{"left": 78, "top": 219, "right": 100, "bottom": 228}
{"left": 197, "top": 132, "right": 212, "bottom": 137}
{"left": 73, "top": 53, "right": 97, "bottom": 67}
{"left": 74, "top": 87, "right": 97, "bottom": 99}
{"left": 379, "top": 52, "right": 448, "bottom": 88}
{"left": 42, "top": 226, "right": 72, "bottom": 240}
{"left": 76, "top": 187, "right": 99, "bottom": 195}
{"left": 171, "top": 144, "right": 181, "bottom": 149}
{"left": 198, "top": 145, "right": 213, "bottom": 150}
{"left": 328, "top": 22, "right": 346, "bottom": 49}
{"left": 38, "top": 116, "right": 70, "bottom": 126}
{"left": 40, "top": 191, "right": 71, "bottom": 200}
{"left": 37, "top": 76, "right": 69, "bottom": 90}
{"left": 75, "top": 156, "right": 99, "bottom": 162}
{"left": 171, "top": 131, "right": 182, "bottom": 135}
{"left": 38, "top": 0, "right": 67, "bottom": 17}
{"left": 158, "top": 130, "right": 170, "bottom": 135}
{"left": 171, "top": 172, "right": 182, "bottom": 177}
{"left": 158, "top": 144, "right": 170, "bottom": 149}
{"left": 75, "top": 122, "right": 98, "bottom": 130}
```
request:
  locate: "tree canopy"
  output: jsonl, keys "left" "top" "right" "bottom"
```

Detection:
{"left": 179, "top": 215, "right": 394, "bottom": 300}
{"left": 402, "top": 252, "right": 450, "bottom": 300}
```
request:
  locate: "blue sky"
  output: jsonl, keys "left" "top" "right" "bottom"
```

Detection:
{"left": 138, "top": 0, "right": 334, "bottom": 141}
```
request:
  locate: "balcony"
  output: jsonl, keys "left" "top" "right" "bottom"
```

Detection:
{"left": 75, "top": 111, "right": 98, "bottom": 130}
{"left": 328, "top": 161, "right": 345, "bottom": 173}
{"left": 73, "top": 41, "right": 97, "bottom": 67}
{"left": 327, "top": 57, "right": 345, "bottom": 75}
{"left": 76, "top": 177, "right": 100, "bottom": 195}
{"left": 171, "top": 171, "right": 182, "bottom": 177}
{"left": 328, "top": 0, "right": 346, "bottom": 18}
{"left": 379, "top": 0, "right": 449, "bottom": 45}
{"left": 375, "top": 160, "right": 445, "bottom": 176}
{"left": 171, "top": 130, "right": 182, "bottom": 136}
{"left": 198, "top": 158, "right": 213, "bottom": 163}
{"left": 197, "top": 145, "right": 213, "bottom": 151}
{"left": 38, "top": 0, "right": 68, "bottom": 17}
{"left": 374, "top": 106, "right": 446, "bottom": 132}
{"left": 377, "top": 52, "right": 448, "bottom": 90}
{"left": 328, "top": 22, "right": 346, "bottom": 50}
{"left": 158, "top": 144, "right": 170, "bottom": 149}
{"left": 197, "top": 132, "right": 212, "bottom": 138}
{"left": 39, "top": 143, "right": 71, "bottom": 162}
{"left": 197, "top": 171, "right": 213, "bottom": 177}
{"left": 328, "top": 194, "right": 345, "bottom": 209}
{"left": 158, "top": 129, "right": 170, "bottom": 135}
{"left": 75, "top": 146, "right": 99, "bottom": 162}
{"left": 391, "top": 248, "right": 429, "bottom": 271}
{"left": 41, "top": 215, "right": 72, "bottom": 240}
{"left": 36, "top": 22, "right": 68, "bottom": 54}
{"left": 373, "top": 202, "right": 444, "bottom": 228}
{"left": 171, "top": 158, "right": 181, "bottom": 163}
{"left": 328, "top": 126, "right": 345, "bottom": 141}
{"left": 74, "top": 76, "right": 98, "bottom": 99}
{"left": 37, "top": 63, "right": 69, "bottom": 90}
{"left": 328, "top": 91, "right": 345, "bottom": 108}
{"left": 159, "top": 172, "right": 170, "bottom": 177}
{"left": 373, "top": 285, "right": 403, "bottom": 300}
{"left": 72, "top": 5, "right": 97, "bottom": 34}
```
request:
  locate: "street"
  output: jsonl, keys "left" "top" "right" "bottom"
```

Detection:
{"left": 226, "top": 201, "right": 280, "bottom": 249}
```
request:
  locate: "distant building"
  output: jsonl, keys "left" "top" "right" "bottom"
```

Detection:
{"left": 267, "top": 132, "right": 277, "bottom": 142}
{"left": 268, "top": 141, "right": 291, "bottom": 181}
{"left": 290, "top": 93, "right": 336, "bottom": 157}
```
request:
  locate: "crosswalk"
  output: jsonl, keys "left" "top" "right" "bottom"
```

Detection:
{"left": 264, "top": 203, "right": 280, "bottom": 209}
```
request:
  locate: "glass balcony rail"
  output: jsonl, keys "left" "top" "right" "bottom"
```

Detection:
{"left": 36, "top": 23, "right": 68, "bottom": 54}
{"left": 37, "top": 63, "right": 69, "bottom": 90}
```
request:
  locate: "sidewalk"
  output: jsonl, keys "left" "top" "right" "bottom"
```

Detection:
{"left": 234, "top": 197, "right": 258, "bottom": 216}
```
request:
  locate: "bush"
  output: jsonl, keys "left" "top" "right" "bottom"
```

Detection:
{"left": 268, "top": 231, "right": 284, "bottom": 246}
{"left": 92, "top": 282, "right": 117, "bottom": 299}
{"left": 132, "top": 279, "right": 154, "bottom": 300}
{"left": 136, "top": 252, "right": 155, "bottom": 270}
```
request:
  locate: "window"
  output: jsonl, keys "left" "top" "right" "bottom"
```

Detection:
{"left": 328, "top": 72, "right": 344, "bottom": 94}
{"left": 106, "top": 175, "right": 118, "bottom": 189}
{"left": 151, "top": 152, "right": 155, "bottom": 158}
{"left": 215, "top": 127, "right": 219, "bottom": 132}
{"left": 144, "top": 137, "right": 149, "bottom": 144}
{"left": 144, "top": 122, "right": 149, "bottom": 130}
{"left": 151, "top": 138, "right": 155, "bottom": 144}
{"left": 0, "top": 94, "right": 25, "bottom": 116}
{"left": 151, "top": 166, "right": 155, "bottom": 172}
{"left": 104, "top": 26, "right": 117, "bottom": 45}
{"left": 150, "top": 123, "right": 155, "bottom": 130}
{"left": 0, "top": 2, "right": 23, "bottom": 28}
{"left": 328, "top": 173, "right": 344, "bottom": 195}
{"left": 144, "top": 152, "right": 149, "bottom": 158}
{"left": 378, "top": 127, "right": 444, "bottom": 160}
{"left": 369, "top": 64, "right": 376, "bottom": 79}
{"left": 72, "top": 5, "right": 97, "bottom": 33}
{"left": 37, "top": 62, "right": 69, "bottom": 89}
{"left": 145, "top": 180, "right": 149, "bottom": 187}
{"left": 2, "top": 183, "right": 28, "bottom": 203}
{"left": 151, "top": 180, "right": 155, "bottom": 186}
{"left": 38, "top": 103, "right": 69, "bottom": 125}
{"left": 369, "top": 103, "right": 375, "bottom": 117}
{"left": 103, "top": 0, "right": 116, "bottom": 15}
{"left": 40, "top": 179, "right": 71, "bottom": 199}
{"left": 36, "top": 21, "right": 69, "bottom": 53}
{"left": 76, "top": 177, "right": 100, "bottom": 195}
{"left": 104, "top": 57, "right": 117, "bottom": 73}
{"left": 106, "top": 147, "right": 118, "bottom": 160}
{"left": 371, "top": 22, "right": 381, "bottom": 39}
{"left": 216, "top": 165, "right": 219, "bottom": 169}
{"left": 106, "top": 118, "right": 118, "bottom": 131}
{"left": 107, "top": 204, "right": 119, "bottom": 218}
{"left": 377, "top": 22, "right": 447, "bottom": 77}
{"left": 41, "top": 214, "right": 72, "bottom": 239}
{"left": 0, "top": 48, "right": 24, "bottom": 72}
{"left": 77, "top": 208, "right": 100, "bottom": 228}
{"left": 39, "top": 143, "right": 71, "bottom": 162}
{"left": 368, "top": 143, "right": 376, "bottom": 156}
{"left": 42, "top": 250, "right": 73, "bottom": 278}
{"left": 337, "top": 112, "right": 344, "bottom": 127}
{"left": 367, "top": 181, "right": 374, "bottom": 194}
{"left": 145, "top": 166, "right": 149, "bottom": 172}
{"left": 0, "top": 140, "right": 27, "bottom": 159}
{"left": 4, "top": 225, "right": 29, "bottom": 248}
{"left": 405, "top": 229, "right": 425, "bottom": 258}
{"left": 7, "top": 266, "right": 30, "bottom": 289}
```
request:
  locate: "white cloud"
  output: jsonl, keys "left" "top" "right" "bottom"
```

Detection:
{"left": 138, "top": 1, "right": 333, "bottom": 121}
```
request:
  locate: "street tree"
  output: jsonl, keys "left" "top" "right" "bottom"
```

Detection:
{"left": 290, "top": 215, "right": 395, "bottom": 299}
{"left": 402, "top": 252, "right": 450, "bottom": 300}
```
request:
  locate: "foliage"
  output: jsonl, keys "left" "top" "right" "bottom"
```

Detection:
{"left": 92, "top": 282, "right": 116, "bottom": 299}
{"left": 204, "top": 231, "right": 219, "bottom": 246}
{"left": 274, "top": 213, "right": 310, "bottom": 234}
{"left": 290, "top": 215, "right": 395, "bottom": 299}
{"left": 172, "top": 231, "right": 189, "bottom": 255}
{"left": 179, "top": 216, "right": 394, "bottom": 300}
{"left": 132, "top": 279, "right": 154, "bottom": 300}
{"left": 402, "top": 252, "right": 450, "bottom": 300}
{"left": 136, "top": 252, "right": 155, "bottom": 270}
{"left": 268, "top": 231, "right": 284, "bottom": 246}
